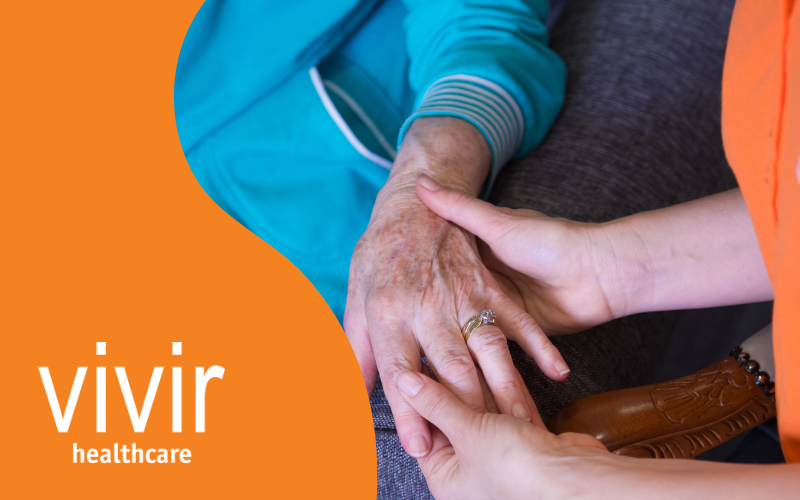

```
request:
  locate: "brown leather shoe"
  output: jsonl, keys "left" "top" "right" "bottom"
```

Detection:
{"left": 546, "top": 355, "right": 776, "bottom": 458}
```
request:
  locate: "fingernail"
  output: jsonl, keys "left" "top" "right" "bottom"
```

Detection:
{"left": 555, "top": 360, "right": 571, "bottom": 376}
{"left": 511, "top": 403, "right": 531, "bottom": 422}
{"left": 396, "top": 370, "right": 424, "bottom": 397}
{"left": 417, "top": 175, "right": 441, "bottom": 191}
{"left": 408, "top": 433, "right": 430, "bottom": 457}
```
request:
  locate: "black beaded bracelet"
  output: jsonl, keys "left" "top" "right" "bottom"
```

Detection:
{"left": 730, "top": 346, "right": 776, "bottom": 400}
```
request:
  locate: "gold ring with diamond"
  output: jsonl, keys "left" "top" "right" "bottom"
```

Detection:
{"left": 461, "top": 309, "right": 497, "bottom": 343}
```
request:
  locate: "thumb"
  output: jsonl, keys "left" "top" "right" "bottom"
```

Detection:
{"left": 395, "top": 370, "right": 475, "bottom": 441}
{"left": 416, "top": 175, "right": 511, "bottom": 243}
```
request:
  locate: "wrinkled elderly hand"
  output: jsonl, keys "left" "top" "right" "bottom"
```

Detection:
{"left": 344, "top": 117, "right": 569, "bottom": 458}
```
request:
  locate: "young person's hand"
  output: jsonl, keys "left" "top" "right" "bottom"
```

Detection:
{"left": 394, "top": 369, "right": 608, "bottom": 500}
{"left": 396, "top": 369, "right": 800, "bottom": 500}
{"left": 416, "top": 175, "right": 632, "bottom": 334}
{"left": 416, "top": 178, "right": 772, "bottom": 335}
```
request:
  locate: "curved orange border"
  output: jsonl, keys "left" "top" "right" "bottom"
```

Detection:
{"left": 0, "top": 1, "right": 376, "bottom": 497}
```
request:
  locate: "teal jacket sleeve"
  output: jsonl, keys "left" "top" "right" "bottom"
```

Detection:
{"left": 397, "top": 0, "right": 566, "bottom": 192}
{"left": 174, "top": 0, "right": 381, "bottom": 154}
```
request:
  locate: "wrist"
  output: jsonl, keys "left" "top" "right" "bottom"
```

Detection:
{"left": 387, "top": 116, "right": 491, "bottom": 197}
{"left": 584, "top": 219, "right": 656, "bottom": 320}
{"left": 540, "top": 452, "right": 625, "bottom": 500}
{"left": 370, "top": 116, "right": 491, "bottom": 222}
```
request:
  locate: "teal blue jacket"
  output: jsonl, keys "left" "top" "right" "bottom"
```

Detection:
{"left": 175, "top": 0, "right": 565, "bottom": 321}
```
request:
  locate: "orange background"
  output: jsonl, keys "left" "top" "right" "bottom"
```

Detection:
{"left": 0, "top": 1, "right": 376, "bottom": 497}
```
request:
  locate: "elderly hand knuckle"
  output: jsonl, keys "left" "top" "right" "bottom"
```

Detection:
{"left": 372, "top": 316, "right": 400, "bottom": 334}
{"left": 471, "top": 329, "right": 509, "bottom": 354}
{"left": 366, "top": 306, "right": 407, "bottom": 333}
{"left": 494, "top": 379, "right": 523, "bottom": 398}
{"left": 436, "top": 352, "right": 477, "bottom": 380}
{"left": 380, "top": 365, "right": 407, "bottom": 388}
{"left": 379, "top": 352, "right": 418, "bottom": 378}
{"left": 502, "top": 307, "right": 531, "bottom": 331}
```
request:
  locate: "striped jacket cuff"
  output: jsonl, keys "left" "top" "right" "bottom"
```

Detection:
{"left": 397, "top": 75, "right": 525, "bottom": 196}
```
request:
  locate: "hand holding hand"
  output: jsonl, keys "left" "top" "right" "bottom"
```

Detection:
{"left": 344, "top": 118, "right": 570, "bottom": 459}
{"left": 416, "top": 176, "right": 643, "bottom": 334}
{"left": 395, "top": 369, "right": 608, "bottom": 500}
{"left": 397, "top": 367, "right": 800, "bottom": 500}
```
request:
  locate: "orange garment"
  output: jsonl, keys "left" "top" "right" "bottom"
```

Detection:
{"left": 722, "top": 0, "right": 800, "bottom": 461}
